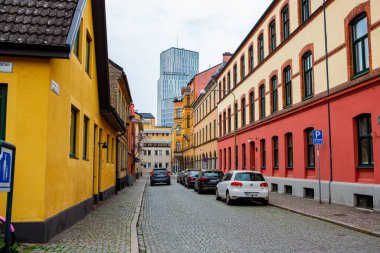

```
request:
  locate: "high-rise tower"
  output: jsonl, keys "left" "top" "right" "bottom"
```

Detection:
{"left": 157, "top": 47, "right": 199, "bottom": 127}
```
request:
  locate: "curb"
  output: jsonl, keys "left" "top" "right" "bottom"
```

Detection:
{"left": 270, "top": 203, "right": 380, "bottom": 238}
{"left": 131, "top": 178, "right": 147, "bottom": 253}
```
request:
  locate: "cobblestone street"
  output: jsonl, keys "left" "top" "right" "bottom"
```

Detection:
{"left": 21, "top": 178, "right": 146, "bottom": 253}
{"left": 140, "top": 177, "right": 380, "bottom": 253}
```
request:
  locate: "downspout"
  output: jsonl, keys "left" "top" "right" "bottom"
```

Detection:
{"left": 323, "top": 0, "right": 333, "bottom": 204}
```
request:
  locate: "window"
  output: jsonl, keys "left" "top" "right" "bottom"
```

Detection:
{"left": 73, "top": 26, "right": 81, "bottom": 58}
{"left": 233, "top": 64, "right": 238, "bottom": 86}
{"left": 351, "top": 15, "right": 369, "bottom": 76}
{"left": 186, "top": 96, "right": 190, "bottom": 106}
{"left": 240, "top": 55, "right": 245, "bottom": 79}
{"left": 271, "top": 76, "right": 278, "bottom": 113}
{"left": 301, "top": 0, "right": 310, "bottom": 23}
{"left": 284, "top": 67, "right": 292, "bottom": 107}
{"left": 249, "top": 46, "right": 254, "bottom": 72}
{"left": 165, "top": 163, "right": 169, "bottom": 168}
{"left": 270, "top": 21, "right": 276, "bottom": 52}
{"left": 241, "top": 98, "right": 246, "bottom": 126}
{"left": 285, "top": 185, "right": 292, "bottom": 195}
{"left": 176, "top": 108, "right": 181, "bottom": 118}
{"left": 306, "top": 128, "right": 315, "bottom": 167}
{"left": 83, "top": 116, "right": 89, "bottom": 160}
{"left": 249, "top": 92, "right": 255, "bottom": 123}
{"left": 282, "top": 5, "right": 290, "bottom": 41}
{"left": 273, "top": 136, "right": 279, "bottom": 168}
{"left": 258, "top": 34, "right": 264, "bottom": 63}
{"left": 70, "top": 107, "right": 78, "bottom": 157}
{"left": 166, "top": 150, "right": 170, "bottom": 156}
{"left": 224, "top": 149, "right": 227, "bottom": 169}
{"left": 219, "top": 114, "right": 222, "bottom": 136}
{"left": 286, "top": 133, "right": 293, "bottom": 168}
{"left": 303, "top": 52, "right": 313, "bottom": 99}
{"left": 242, "top": 144, "right": 246, "bottom": 169}
{"left": 223, "top": 111, "right": 226, "bottom": 135}
{"left": 176, "top": 141, "right": 180, "bottom": 152}
{"left": 148, "top": 150, "right": 151, "bottom": 156}
{"left": 357, "top": 114, "right": 373, "bottom": 166}
{"left": 355, "top": 194, "right": 373, "bottom": 210}
{"left": 304, "top": 188, "right": 314, "bottom": 199}
{"left": 271, "top": 183, "right": 278, "bottom": 192}
{"left": 209, "top": 122, "right": 212, "bottom": 140}
{"left": 187, "top": 116, "right": 190, "bottom": 128}
{"left": 260, "top": 85, "right": 265, "bottom": 118}
{"left": 223, "top": 77, "right": 226, "bottom": 96}
{"left": 235, "top": 145, "right": 238, "bottom": 169}
{"left": 111, "top": 138, "right": 114, "bottom": 163}
{"left": 228, "top": 147, "right": 231, "bottom": 169}
{"left": 176, "top": 125, "right": 181, "bottom": 136}
{"left": 261, "top": 139, "right": 266, "bottom": 168}
{"left": 227, "top": 72, "right": 231, "bottom": 91}
{"left": 219, "top": 82, "right": 222, "bottom": 100}
{"left": 214, "top": 120, "right": 216, "bottom": 138}
{"left": 0, "top": 85, "right": 7, "bottom": 140}
{"left": 85, "top": 33, "right": 92, "bottom": 74}
{"left": 234, "top": 103, "right": 238, "bottom": 130}
{"left": 227, "top": 108, "right": 231, "bottom": 133}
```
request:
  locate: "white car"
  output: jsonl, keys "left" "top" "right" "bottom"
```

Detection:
{"left": 216, "top": 170, "right": 269, "bottom": 205}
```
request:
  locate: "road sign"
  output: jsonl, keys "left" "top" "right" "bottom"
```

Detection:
{"left": 0, "top": 146, "right": 13, "bottom": 192}
{"left": 313, "top": 130, "right": 323, "bottom": 145}
{"left": 378, "top": 116, "right": 380, "bottom": 125}
{"left": 203, "top": 157, "right": 208, "bottom": 163}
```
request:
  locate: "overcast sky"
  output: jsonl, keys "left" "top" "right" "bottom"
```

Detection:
{"left": 106, "top": 0, "right": 272, "bottom": 117}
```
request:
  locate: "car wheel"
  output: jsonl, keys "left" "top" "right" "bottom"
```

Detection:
{"left": 168, "top": 181, "right": 171, "bottom": 185}
{"left": 187, "top": 183, "right": 190, "bottom": 189}
{"left": 261, "top": 199, "right": 269, "bottom": 206}
{"left": 216, "top": 189, "right": 221, "bottom": 200}
{"left": 226, "top": 192, "right": 234, "bottom": 205}
{"left": 150, "top": 181, "right": 154, "bottom": 186}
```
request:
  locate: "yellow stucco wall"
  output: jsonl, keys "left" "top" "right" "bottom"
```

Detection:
{"left": 0, "top": 0, "right": 117, "bottom": 222}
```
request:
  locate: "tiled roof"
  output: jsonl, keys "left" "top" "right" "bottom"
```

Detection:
{"left": 0, "top": 0, "right": 79, "bottom": 46}
{"left": 137, "top": 113, "right": 155, "bottom": 119}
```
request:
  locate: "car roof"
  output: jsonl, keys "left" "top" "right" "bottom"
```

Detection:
{"left": 229, "top": 170, "right": 263, "bottom": 174}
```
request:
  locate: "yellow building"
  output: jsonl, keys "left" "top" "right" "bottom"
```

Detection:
{"left": 139, "top": 113, "right": 172, "bottom": 174}
{"left": 0, "top": 0, "right": 124, "bottom": 242}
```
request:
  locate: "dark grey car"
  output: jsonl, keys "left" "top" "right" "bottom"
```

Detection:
{"left": 150, "top": 168, "right": 171, "bottom": 186}
{"left": 194, "top": 170, "right": 224, "bottom": 194}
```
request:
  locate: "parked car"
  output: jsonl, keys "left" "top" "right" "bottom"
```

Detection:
{"left": 184, "top": 170, "right": 198, "bottom": 188}
{"left": 150, "top": 168, "right": 171, "bottom": 186}
{"left": 216, "top": 171, "right": 269, "bottom": 205}
{"left": 177, "top": 171, "right": 183, "bottom": 183}
{"left": 194, "top": 170, "right": 224, "bottom": 194}
{"left": 178, "top": 169, "right": 190, "bottom": 185}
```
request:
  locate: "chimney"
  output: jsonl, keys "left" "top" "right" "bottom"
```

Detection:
{"left": 223, "top": 52, "right": 232, "bottom": 63}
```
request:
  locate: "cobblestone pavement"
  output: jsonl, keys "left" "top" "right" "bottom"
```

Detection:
{"left": 140, "top": 177, "right": 380, "bottom": 253}
{"left": 21, "top": 178, "right": 146, "bottom": 253}
{"left": 269, "top": 192, "right": 380, "bottom": 236}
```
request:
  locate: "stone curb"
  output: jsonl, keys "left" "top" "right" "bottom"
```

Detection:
{"left": 270, "top": 203, "right": 380, "bottom": 238}
{"left": 131, "top": 178, "right": 147, "bottom": 253}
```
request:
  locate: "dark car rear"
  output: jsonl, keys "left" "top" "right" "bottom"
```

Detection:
{"left": 150, "top": 168, "right": 171, "bottom": 186}
{"left": 185, "top": 170, "right": 198, "bottom": 188}
{"left": 195, "top": 170, "right": 224, "bottom": 193}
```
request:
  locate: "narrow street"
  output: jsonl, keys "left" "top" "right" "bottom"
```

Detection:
{"left": 139, "top": 177, "right": 380, "bottom": 253}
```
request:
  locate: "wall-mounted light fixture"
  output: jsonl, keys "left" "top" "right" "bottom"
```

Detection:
{"left": 99, "top": 142, "right": 108, "bottom": 149}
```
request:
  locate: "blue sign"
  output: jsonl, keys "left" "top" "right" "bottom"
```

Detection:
{"left": 0, "top": 147, "right": 13, "bottom": 192}
{"left": 203, "top": 157, "right": 208, "bottom": 163}
{"left": 313, "top": 130, "right": 323, "bottom": 145}
{"left": 378, "top": 116, "right": 380, "bottom": 125}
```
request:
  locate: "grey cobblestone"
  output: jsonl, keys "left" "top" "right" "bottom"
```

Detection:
{"left": 21, "top": 178, "right": 146, "bottom": 253}
{"left": 140, "top": 177, "right": 380, "bottom": 253}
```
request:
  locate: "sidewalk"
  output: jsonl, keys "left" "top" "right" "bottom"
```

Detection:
{"left": 269, "top": 192, "right": 380, "bottom": 237}
{"left": 21, "top": 177, "right": 147, "bottom": 253}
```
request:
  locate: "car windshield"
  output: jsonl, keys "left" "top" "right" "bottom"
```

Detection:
{"left": 154, "top": 170, "right": 166, "bottom": 174}
{"left": 234, "top": 173, "right": 265, "bottom": 181}
{"left": 190, "top": 171, "right": 198, "bottom": 176}
{"left": 204, "top": 172, "right": 223, "bottom": 177}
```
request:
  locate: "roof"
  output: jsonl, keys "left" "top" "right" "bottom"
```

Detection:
{"left": 137, "top": 113, "right": 155, "bottom": 119}
{"left": 108, "top": 59, "right": 133, "bottom": 102}
{"left": 0, "top": 0, "right": 86, "bottom": 58}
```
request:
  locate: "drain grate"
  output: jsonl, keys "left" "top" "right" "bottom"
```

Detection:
{"left": 333, "top": 213, "right": 348, "bottom": 217}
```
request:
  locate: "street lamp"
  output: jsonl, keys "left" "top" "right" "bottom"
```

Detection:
{"left": 200, "top": 87, "right": 237, "bottom": 170}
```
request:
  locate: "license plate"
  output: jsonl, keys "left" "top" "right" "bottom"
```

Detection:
{"left": 245, "top": 192, "right": 259, "bottom": 197}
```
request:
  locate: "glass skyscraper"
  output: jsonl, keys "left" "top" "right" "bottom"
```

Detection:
{"left": 157, "top": 47, "right": 199, "bottom": 127}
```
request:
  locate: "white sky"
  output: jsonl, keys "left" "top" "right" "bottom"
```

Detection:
{"left": 106, "top": 0, "right": 272, "bottom": 117}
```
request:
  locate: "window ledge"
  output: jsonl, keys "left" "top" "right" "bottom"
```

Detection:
{"left": 352, "top": 70, "right": 369, "bottom": 80}
{"left": 83, "top": 158, "right": 90, "bottom": 161}
{"left": 284, "top": 104, "right": 292, "bottom": 109}
{"left": 356, "top": 166, "right": 374, "bottom": 170}
{"left": 286, "top": 167, "right": 294, "bottom": 170}
{"left": 303, "top": 95, "right": 313, "bottom": 101}
{"left": 306, "top": 166, "right": 315, "bottom": 170}
{"left": 69, "top": 154, "right": 79, "bottom": 160}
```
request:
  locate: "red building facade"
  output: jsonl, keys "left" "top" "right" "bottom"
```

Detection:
{"left": 216, "top": 0, "right": 380, "bottom": 211}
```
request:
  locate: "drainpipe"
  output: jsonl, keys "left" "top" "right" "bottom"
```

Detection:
{"left": 323, "top": 0, "right": 333, "bottom": 204}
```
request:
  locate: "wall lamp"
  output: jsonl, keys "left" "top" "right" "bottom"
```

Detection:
{"left": 99, "top": 142, "right": 108, "bottom": 149}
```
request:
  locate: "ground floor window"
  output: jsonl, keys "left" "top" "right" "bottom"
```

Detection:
{"left": 0, "top": 85, "right": 7, "bottom": 140}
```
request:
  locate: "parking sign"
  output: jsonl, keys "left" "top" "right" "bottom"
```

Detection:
{"left": 313, "top": 130, "right": 323, "bottom": 145}
{"left": 0, "top": 146, "right": 13, "bottom": 192}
